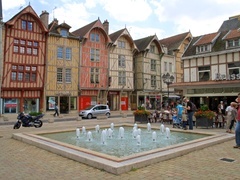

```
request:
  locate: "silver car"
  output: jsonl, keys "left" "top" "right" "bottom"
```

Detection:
{"left": 79, "top": 104, "right": 111, "bottom": 119}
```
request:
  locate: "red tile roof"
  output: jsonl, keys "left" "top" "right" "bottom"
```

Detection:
{"left": 194, "top": 32, "right": 219, "bottom": 46}
{"left": 159, "top": 32, "right": 190, "bottom": 50}
{"left": 223, "top": 29, "right": 240, "bottom": 40}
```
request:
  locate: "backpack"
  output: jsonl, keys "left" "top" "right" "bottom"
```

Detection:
{"left": 190, "top": 102, "right": 197, "bottom": 111}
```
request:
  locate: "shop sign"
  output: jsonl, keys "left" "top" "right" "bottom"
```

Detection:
{"left": 215, "top": 73, "right": 240, "bottom": 80}
{"left": 5, "top": 104, "right": 17, "bottom": 108}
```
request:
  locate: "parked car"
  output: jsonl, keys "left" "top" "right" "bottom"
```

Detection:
{"left": 79, "top": 104, "right": 111, "bottom": 119}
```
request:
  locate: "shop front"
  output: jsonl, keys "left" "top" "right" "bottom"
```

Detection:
{"left": 46, "top": 94, "right": 77, "bottom": 114}
{"left": 1, "top": 98, "right": 39, "bottom": 114}
{"left": 137, "top": 92, "right": 162, "bottom": 110}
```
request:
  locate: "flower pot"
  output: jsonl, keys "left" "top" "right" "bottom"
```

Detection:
{"left": 196, "top": 117, "right": 213, "bottom": 128}
{"left": 134, "top": 114, "right": 148, "bottom": 123}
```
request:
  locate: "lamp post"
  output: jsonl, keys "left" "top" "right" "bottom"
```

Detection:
{"left": 162, "top": 73, "right": 175, "bottom": 107}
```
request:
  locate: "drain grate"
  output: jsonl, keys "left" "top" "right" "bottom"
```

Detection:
{"left": 220, "top": 158, "right": 235, "bottom": 162}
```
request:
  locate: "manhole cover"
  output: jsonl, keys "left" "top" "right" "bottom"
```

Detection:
{"left": 220, "top": 158, "right": 235, "bottom": 162}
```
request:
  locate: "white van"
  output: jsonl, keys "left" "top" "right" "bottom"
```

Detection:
{"left": 79, "top": 104, "right": 110, "bottom": 119}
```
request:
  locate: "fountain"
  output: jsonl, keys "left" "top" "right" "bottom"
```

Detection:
{"left": 95, "top": 125, "right": 100, "bottom": 133}
{"left": 82, "top": 126, "right": 86, "bottom": 135}
{"left": 12, "top": 122, "right": 233, "bottom": 175}
{"left": 108, "top": 128, "right": 113, "bottom": 139}
{"left": 118, "top": 127, "right": 124, "bottom": 139}
{"left": 166, "top": 127, "right": 170, "bottom": 138}
{"left": 152, "top": 131, "right": 157, "bottom": 142}
{"left": 87, "top": 131, "right": 92, "bottom": 141}
{"left": 147, "top": 122, "right": 151, "bottom": 132}
{"left": 110, "top": 123, "right": 114, "bottom": 130}
{"left": 76, "top": 128, "right": 80, "bottom": 139}
{"left": 132, "top": 128, "right": 138, "bottom": 139}
{"left": 136, "top": 134, "right": 141, "bottom": 145}
{"left": 101, "top": 129, "right": 107, "bottom": 145}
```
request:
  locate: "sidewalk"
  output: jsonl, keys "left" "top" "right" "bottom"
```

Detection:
{"left": 0, "top": 110, "right": 134, "bottom": 125}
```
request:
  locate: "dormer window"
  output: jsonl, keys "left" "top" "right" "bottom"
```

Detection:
{"left": 227, "top": 39, "right": 240, "bottom": 48}
{"left": 60, "top": 29, "right": 68, "bottom": 37}
{"left": 196, "top": 44, "right": 210, "bottom": 53}
{"left": 150, "top": 45, "right": 155, "bottom": 53}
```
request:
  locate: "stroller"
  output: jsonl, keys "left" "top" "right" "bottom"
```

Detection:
{"left": 172, "top": 115, "right": 182, "bottom": 128}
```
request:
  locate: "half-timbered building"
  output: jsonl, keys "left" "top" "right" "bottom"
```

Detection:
{"left": 1, "top": 5, "right": 48, "bottom": 114}
{"left": 133, "top": 35, "right": 164, "bottom": 109}
{"left": 173, "top": 15, "right": 240, "bottom": 110}
{"left": 72, "top": 19, "right": 112, "bottom": 110}
{"left": 159, "top": 32, "right": 192, "bottom": 100}
{"left": 44, "top": 16, "right": 79, "bottom": 114}
{"left": 108, "top": 28, "right": 138, "bottom": 111}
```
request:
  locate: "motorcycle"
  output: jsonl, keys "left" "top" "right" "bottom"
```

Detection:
{"left": 13, "top": 112, "right": 44, "bottom": 129}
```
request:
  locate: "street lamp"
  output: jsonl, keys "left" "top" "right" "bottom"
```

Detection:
{"left": 162, "top": 73, "right": 175, "bottom": 107}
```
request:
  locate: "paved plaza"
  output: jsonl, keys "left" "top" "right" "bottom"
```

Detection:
{"left": 0, "top": 113, "right": 239, "bottom": 180}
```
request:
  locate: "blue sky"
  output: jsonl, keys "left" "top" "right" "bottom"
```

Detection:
{"left": 2, "top": 0, "right": 240, "bottom": 40}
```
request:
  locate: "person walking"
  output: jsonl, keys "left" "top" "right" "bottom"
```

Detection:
{"left": 183, "top": 97, "right": 194, "bottom": 130}
{"left": 53, "top": 103, "right": 59, "bottom": 117}
{"left": 226, "top": 102, "right": 237, "bottom": 133}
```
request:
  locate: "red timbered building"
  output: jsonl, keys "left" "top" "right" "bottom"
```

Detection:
{"left": 1, "top": 5, "right": 48, "bottom": 114}
{"left": 72, "top": 19, "right": 112, "bottom": 110}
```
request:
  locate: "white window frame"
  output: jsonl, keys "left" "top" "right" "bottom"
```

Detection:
{"left": 118, "top": 55, "right": 126, "bottom": 67}
{"left": 118, "top": 71, "right": 126, "bottom": 85}
{"left": 151, "top": 59, "right": 156, "bottom": 71}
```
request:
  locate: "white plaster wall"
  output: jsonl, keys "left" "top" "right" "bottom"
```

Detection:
{"left": 184, "top": 68, "right": 190, "bottom": 82}
{"left": 204, "top": 56, "right": 210, "bottom": 65}
{"left": 190, "top": 67, "right": 197, "bottom": 81}
{"left": 211, "top": 56, "right": 218, "bottom": 64}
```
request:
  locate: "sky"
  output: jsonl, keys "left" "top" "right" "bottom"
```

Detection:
{"left": 2, "top": 0, "right": 240, "bottom": 40}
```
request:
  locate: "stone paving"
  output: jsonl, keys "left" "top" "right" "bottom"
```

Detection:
{"left": 0, "top": 113, "right": 240, "bottom": 180}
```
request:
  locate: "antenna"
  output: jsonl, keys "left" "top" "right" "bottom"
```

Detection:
{"left": 52, "top": 6, "right": 57, "bottom": 19}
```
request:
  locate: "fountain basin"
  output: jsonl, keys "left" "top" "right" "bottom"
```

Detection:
{"left": 12, "top": 124, "right": 234, "bottom": 174}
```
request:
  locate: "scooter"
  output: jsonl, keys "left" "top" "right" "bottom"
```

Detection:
{"left": 13, "top": 112, "right": 44, "bottom": 129}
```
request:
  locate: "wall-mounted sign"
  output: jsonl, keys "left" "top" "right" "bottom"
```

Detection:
{"left": 215, "top": 73, "right": 240, "bottom": 80}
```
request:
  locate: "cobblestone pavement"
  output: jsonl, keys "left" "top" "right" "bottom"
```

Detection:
{"left": 0, "top": 116, "right": 240, "bottom": 180}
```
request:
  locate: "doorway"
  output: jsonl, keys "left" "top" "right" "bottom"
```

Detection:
{"left": 60, "top": 96, "right": 69, "bottom": 114}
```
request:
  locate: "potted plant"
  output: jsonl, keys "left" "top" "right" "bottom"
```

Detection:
{"left": 133, "top": 106, "right": 151, "bottom": 123}
{"left": 194, "top": 105, "right": 215, "bottom": 128}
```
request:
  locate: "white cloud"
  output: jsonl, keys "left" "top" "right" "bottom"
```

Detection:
{"left": 2, "top": 0, "right": 26, "bottom": 10}
{"left": 151, "top": 0, "right": 240, "bottom": 37}
{"left": 53, "top": 2, "right": 92, "bottom": 31}
{"left": 100, "top": 0, "right": 153, "bottom": 22}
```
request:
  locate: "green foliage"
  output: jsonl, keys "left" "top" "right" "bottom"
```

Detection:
{"left": 194, "top": 105, "right": 215, "bottom": 119}
{"left": 134, "top": 106, "right": 150, "bottom": 116}
{"left": 137, "top": 106, "right": 145, "bottom": 110}
{"left": 200, "top": 104, "right": 209, "bottom": 111}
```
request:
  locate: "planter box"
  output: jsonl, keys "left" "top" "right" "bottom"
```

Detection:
{"left": 196, "top": 117, "right": 213, "bottom": 128}
{"left": 134, "top": 115, "right": 148, "bottom": 123}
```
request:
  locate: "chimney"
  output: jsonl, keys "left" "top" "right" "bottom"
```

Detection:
{"left": 40, "top": 10, "right": 49, "bottom": 29}
{"left": 103, "top": 20, "right": 109, "bottom": 34}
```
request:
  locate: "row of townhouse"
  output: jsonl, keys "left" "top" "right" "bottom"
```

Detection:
{"left": 173, "top": 15, "right": 240, "bottom": 111}
{"left": 0, "top": 5, "right": 192, "bottom": 115}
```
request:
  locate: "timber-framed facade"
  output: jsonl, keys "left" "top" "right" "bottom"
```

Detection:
{"left": 1, "top": 5, "right": 48, "bottom": 114}
{"left": 44, "top": 16, "right": 79, "bottom": 114}
{"left": 108, "top": 28, "right": 138, "bottom": 111}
